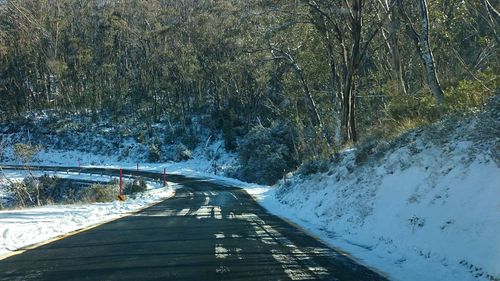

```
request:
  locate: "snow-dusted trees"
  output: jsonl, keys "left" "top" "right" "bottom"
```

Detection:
{"left": 0, "top": 0, "right": 497, "bottom": 183}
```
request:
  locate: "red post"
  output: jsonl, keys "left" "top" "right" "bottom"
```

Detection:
{"left": 119, "top": 168, "right": 123, "bottom": 195}
{"left": 163, "top": 168, "right": 167, "bottom": 186}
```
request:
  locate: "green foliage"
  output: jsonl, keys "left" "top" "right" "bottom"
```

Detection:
{"left": 10, "top": 177, "right": 40, "bottom": 207}
{"left": 444, "top": 71, "right": 498, "bottom": 114}
{"left": 297, "top": 159, "right": 329, "bottom": 176}
{"left": 148, "top": 143, "right": 161, "bottom": 162}
{"left": 238, "top": 122, "right": 299, "bottom": 184}
{"left": 81, "top": 183, "right": 119, "bottom": 203}
{"left": 180, "top": 132, "right": 200, "bottom": 151}
{"left": 221, "top": 109, "right": 237, "bottom": 151}
{"left": 9, "top": 175, "right": 82, "bottom": 207}
{"left": 13, "top": 143, "right": 41, "bottom": 163}
{"left": 124, "top": 177, "right": 147, "bottom": 195}
{"left": 174, "top": 144, "right": 192, "bottom": 161}
{"left": 0, "top": 0, "right": 498, "bottom": 183}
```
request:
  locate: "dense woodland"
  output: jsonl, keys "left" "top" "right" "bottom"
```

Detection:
{"left": 0, "top": 0, "right": 498, "bottom": 182}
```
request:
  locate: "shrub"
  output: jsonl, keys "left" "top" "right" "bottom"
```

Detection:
{"left": 13, "top": 143, "right": 42, "bottom": 163}
{"left": 444, "top": 71, "right": 497, "bottom": 114}
{"left": 297, "top": 159, "right": 329, "bottom": 176}
{"left": 80, "top": 183, "right": 119, "bottom": 203}
{"left": 220, "top": 108, "right": 237, "bottom": 151}
{"left": 237, "top": 122, "right": 299, "bottom": 184}
{"left": 37, "top": 174, "right": 61, "bottom": 204}
{"left": 174, "top": 143, "right": 192, "bottom": 161}
{"left": 124, "top": 177, "right": 147, "bottom": 194}
{"left": 10, "top": 177, "right": 39, "bottom": 207}
{"left": 355, "top": 137, "right": 379, "bottom": 165}
{"left": 8, "top": 176, "right": 121, "bottom": 207}
{"left": 180, "top": 132, "right": 200, "bottom": 150}
{"left": 148, "top": 143, "right": 161, "bottom": 162}
{"left": 9, "top": 174, "right": 62, "bottom": 207}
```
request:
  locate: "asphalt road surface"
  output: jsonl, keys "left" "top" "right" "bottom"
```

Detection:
{"left": 0, "top": 167, "right": 387, "bottom": 281}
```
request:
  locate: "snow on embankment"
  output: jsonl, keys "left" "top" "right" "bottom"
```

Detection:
{"left": 0, "top": 171, "right": 177, "bottom": 257}
{"left": 256, "top": 101, "right": 500, "bottom": 281}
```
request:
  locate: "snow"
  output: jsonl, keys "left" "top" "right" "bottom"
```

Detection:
{"left": 2, "top": 135, "right": 237, "bottom": 176}
{"left": 1, "top": 138, "right": 240, "bottom": 185}
{"left": 245, "top": 139, "right": 500, "bottom": 281}
{"left": 0, "top": 170, "right": 177, "bottom": 258}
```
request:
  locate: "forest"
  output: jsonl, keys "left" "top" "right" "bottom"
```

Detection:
{"left": 0, "top": 0, "right": 498, "bottom": 182}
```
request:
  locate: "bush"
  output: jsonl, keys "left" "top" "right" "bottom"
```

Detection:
{"left": 9, "top": 175, "right": 66, "bottom": 207}
{"left": 80, "top": 183, "right": 119, "bottom": 203}
{"left": 180, "top": 132, "right": 200, "bottom": 150}
{"left": 444, "top": 70, "right": 497, "bottom": 114}
{"left": 124, "top": 177, "right": 147, "bottom": 195}
{"left": 10, "top": 177, "right": 40, "bottom": 207}
{"left": 148, "top": 143, "right": 161, "bottom": 162}
{"left": 220, "top": 108, "right": 237, "bottom": 151}
{"left": 174, "top": 143, "right": 192, "bottom": 161}
{"left": 13, "top": 143, "right": 42, "bottom": 163}
{"left": 37, "top": 175, "right": 61, "bottom": 204}
{"left": 355, "top": 137, "right": 379, "bottom": 165}
{"left": 8, "top": 176, "right": 120, "bottom": 208}
{"left": 297, "top": 159, "right": 329, "bottom": 176}
{"left": 237, "top": 122, "right": 299, "bottom": 184}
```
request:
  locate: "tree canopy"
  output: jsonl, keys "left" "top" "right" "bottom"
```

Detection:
{"left": 0, "top": 0, "right": 498, "bottom": 159}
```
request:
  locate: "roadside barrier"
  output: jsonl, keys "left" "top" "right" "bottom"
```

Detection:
{"left": 163, "top": 168, "right": 167, "bottom": 186}
{"left": 0, "top": 164, "right": 179, "bottom": 201}
{"left": 117, "top": 168, "right": 126, "bottom": 201}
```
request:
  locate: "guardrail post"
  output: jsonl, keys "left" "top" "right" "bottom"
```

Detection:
{"left": 117, "top": 168, "right": 126, "bottom": 201}
{"left": 119, "top": 168, "right": 123, "bottom": 195}
{"left": 163, "top": 168, "right": 167, "bottom": 186}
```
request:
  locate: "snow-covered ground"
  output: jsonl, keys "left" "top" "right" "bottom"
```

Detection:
{"left": 1, "top": 138, "right": 236, "bottom": 177}
{"left": 0, "top": 170, "right": 177, "bottom": 258}
{"left": 241, "top": 112, "right": 500, "bottom": 281}
{"left": 248, "top": 152, "right": 499, "bottom": 281}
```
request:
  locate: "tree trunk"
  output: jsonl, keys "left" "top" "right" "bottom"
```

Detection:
{"left": 323, "top": 30, "right": 344, "bottom": 144}
{"left": 343, "top": 71, "right": 358, "bottom": 143}
{"left": 389, "top": 2, "right": 407, "bottom": 95}
{"left": 342, "top": 0, "right": 362, "bottom": 143}
{"left": 293, "top": 62, "right": 323, "bottom": 128}
{"left": 418, "top": 0, "right": 445, "bottom": 103}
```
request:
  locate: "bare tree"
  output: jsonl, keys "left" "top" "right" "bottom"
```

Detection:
{"left": 401, "top": 0, "right": 445, "bottom": 103}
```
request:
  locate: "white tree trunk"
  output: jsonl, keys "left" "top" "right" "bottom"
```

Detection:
{"left": 418, "top": 0, "right": 445, "bottom": 103}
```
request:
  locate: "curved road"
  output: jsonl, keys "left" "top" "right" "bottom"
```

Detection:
{"left": 0, "top": 166, "right": 387, "bottom": 281}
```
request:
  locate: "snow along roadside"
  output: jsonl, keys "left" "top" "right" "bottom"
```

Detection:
{"left": 0, "top": 170, "right": 178, "bottom": 258}
{"left": 241, "top": 149, "right": 500, "bottom": 281}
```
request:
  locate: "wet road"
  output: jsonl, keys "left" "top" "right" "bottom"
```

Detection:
{"left": 0, "top": 166, "right": 387, "bottom": 280}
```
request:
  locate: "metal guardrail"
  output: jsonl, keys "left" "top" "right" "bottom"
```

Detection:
{"left": 0, "top": 164, "right": 188, "bottom": 184}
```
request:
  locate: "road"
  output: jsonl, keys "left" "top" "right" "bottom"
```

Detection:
{"left": 0, "top": 166, "right": 387, "bottom": 281}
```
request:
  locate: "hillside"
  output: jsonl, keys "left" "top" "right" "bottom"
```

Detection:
{"left": 0, "top": 112, "right": 237, "bottom": 176}
{"left": 251, "top": 97, "right": 500, "bottom": 281}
